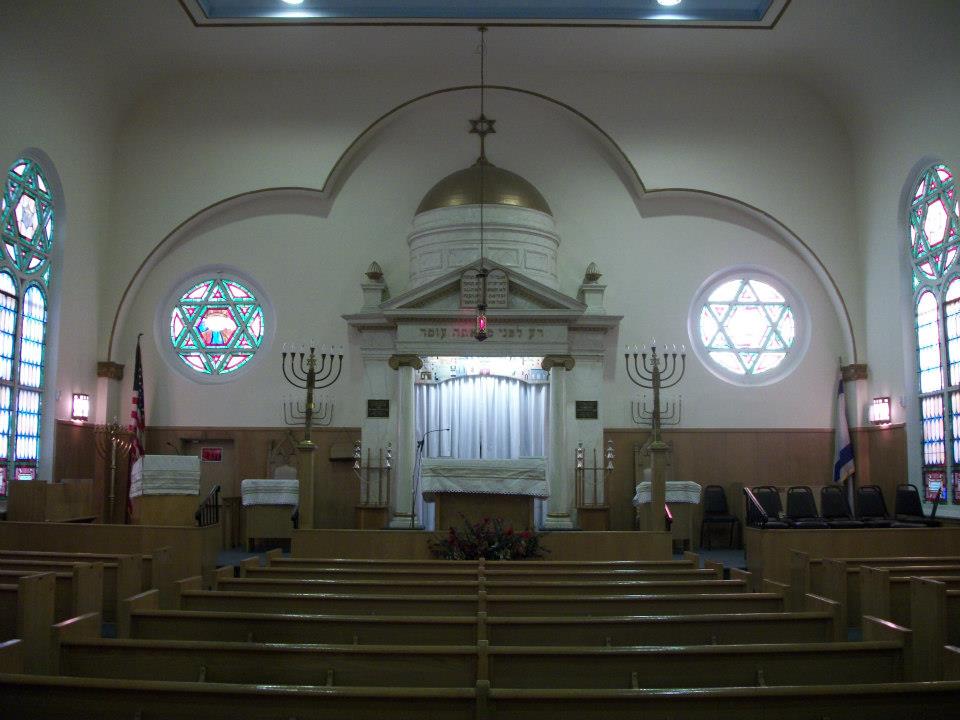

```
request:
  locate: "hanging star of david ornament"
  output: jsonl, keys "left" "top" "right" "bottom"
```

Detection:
{"left": 469, "top": 113, "right": 496, "bottom": 138}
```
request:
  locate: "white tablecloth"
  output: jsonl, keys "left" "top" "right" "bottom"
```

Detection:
{"left": 632, "top": 480, "right": 702, "bottom": 506}
{"left": 421, "top": 458, "right": 549, "bottom": 499}
{"left": 241, "top": 479, "right": 299, "bottom": 507}
{"left": 130, "top": 455, "right": 200, "bottom": 498}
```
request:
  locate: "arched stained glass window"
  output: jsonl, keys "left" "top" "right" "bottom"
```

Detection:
{"left": 689, "top": 268, "right": 808, "bottom": 386}
{"left": 168, "top": 276, "right": 266, "bottom": 378}
{"left": 912, "top": 163, "right": 960, "bottom": 504}
{"left": 0, "top": 158, "right": 53, "bottom": 495}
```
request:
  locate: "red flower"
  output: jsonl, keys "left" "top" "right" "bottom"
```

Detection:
{"left": 520, "top": 530, "right": 531, "bottom": 539}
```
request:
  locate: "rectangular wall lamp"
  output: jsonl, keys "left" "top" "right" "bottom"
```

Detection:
{"left": 71, "top": 393, "right": 90, "bottom": 422}
{"left": 869, "top": 396, "right": 891, "bottom": 425}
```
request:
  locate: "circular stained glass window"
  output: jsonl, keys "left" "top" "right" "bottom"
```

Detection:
{"left": 688, "top": 268, "right": 809, "bottom": 386}
{"left": 167, "top": 275, "right": 267, "bottom": 379}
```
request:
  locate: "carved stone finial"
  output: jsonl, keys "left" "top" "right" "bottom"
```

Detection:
{"left": 365, "top": 261, "right": 384, "bottom": 282}
{"left": 583, "top": 262, "right": 602, "bottom": 284}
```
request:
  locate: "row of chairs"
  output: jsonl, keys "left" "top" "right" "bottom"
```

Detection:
{"left": 746, "top": 483, "right": 941, "bottom": 529}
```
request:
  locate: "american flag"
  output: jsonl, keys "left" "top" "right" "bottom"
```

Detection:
{"left": 126, "top": 334, "right": 145, "bottom": 522}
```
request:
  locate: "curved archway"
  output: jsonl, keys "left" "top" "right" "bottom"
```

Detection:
{"left": 107, "top": 85, "right": 858, "bottom": 362}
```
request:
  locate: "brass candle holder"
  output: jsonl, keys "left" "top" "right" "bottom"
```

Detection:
{"left": 280, "top": 344, "right": 343, "bottom": 445}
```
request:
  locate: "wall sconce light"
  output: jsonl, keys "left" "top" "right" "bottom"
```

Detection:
{"left": 869, "top": 396, "right": 891, "bottom": 425}
{"left": 71, "top": 393, "right": 90, "bottom": 422}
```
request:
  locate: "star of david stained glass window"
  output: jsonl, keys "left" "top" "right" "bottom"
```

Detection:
{"left": 169, "top": 277, "right": 266, "bottom": 377}
{"left": 910, "top": 163, "right": 960, "bottom": 504}
{"left": 0, "top": 157, "right": 53, "bottom": 494}
{"left": 689, "top": 269, "right": 807, "bottom": 386}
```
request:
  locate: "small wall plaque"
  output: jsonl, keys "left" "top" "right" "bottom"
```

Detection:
{"left": 575, "top": 401, "right": 598, "bottom": 419}
{"left": 367, "top": 399, "right": 390, "bottom": 418}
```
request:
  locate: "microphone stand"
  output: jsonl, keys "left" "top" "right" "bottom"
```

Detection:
{"left": 411, "top": 428, "right": 451, "bottom": 530}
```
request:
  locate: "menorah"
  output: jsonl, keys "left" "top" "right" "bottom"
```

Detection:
{"left": 94, "top": 420, "right": 135, "bottom": 524}
{"left": 624, "top": 343, "right": 686, "bottom": 443}
{"left": 280, "top": 344, "right": 344, "bottom": 445}
{"left": 283, "top": 395, "right": 334, "bottom": 429}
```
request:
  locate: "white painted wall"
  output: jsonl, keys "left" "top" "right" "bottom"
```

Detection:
{"left": 108, "top": 76, "right": 849, "bottom": 430}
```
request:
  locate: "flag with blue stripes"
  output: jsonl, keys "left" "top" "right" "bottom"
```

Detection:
{"left": 834, "top": 373, "right": 855, "bottom": 484}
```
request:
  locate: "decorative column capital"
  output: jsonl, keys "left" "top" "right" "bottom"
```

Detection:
{"left": 388, "top": 354, "right": 423, "bottom": 371}
{"left": 96, "top": 361, "right": 124, "bottom": 381}
{"left": 841, "top": 363, "right": 868, "bottom": 382}
{"left": 541, "top": 355, "right": 576, "bottom": 372}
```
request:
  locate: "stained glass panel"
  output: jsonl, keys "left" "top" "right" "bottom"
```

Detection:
{"left": 917, "top": 291, "right": 943, "bottom": 393}
{"left": 170, "top": 277, "right": 265, "bottom": 376}
{"left": 0, "top": 158, "right": 52, "bottom": 276}
{"left": 698, "top": 277, "right": 796, "bottom": 376}
{"left": 910, "top": 164, "right": 959, "bottom": 281}
{"left": 0, "top": 158, "right": 53, "bottom": 494}
{"left": 922, "top": 394, "right": 946, "bottom": 465}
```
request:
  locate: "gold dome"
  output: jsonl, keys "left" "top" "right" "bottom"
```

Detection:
{"left": 416, "top": 158, "right": 552, "bottom": 216}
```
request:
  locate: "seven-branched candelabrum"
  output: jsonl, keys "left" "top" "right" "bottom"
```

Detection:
{"left": 94, "top": 420, "right": 136, "bottom": 521}
{"left": 280, "top": 344, "right": 343, "bottom": 445}
{"left": 624, "top": 344, "right": 686, "bottom": 443}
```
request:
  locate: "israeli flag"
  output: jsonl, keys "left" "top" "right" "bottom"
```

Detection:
{"left": 833, "top": 372, "right": 855, "bottom": 491}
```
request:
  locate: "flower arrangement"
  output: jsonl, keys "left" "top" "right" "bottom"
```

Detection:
{"left": 429, "top": 515, "right": 546, "bottom": 561}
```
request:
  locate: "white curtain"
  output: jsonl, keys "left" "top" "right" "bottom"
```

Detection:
{"left": 415, "top": 376, "right": 548, "bottom": 459}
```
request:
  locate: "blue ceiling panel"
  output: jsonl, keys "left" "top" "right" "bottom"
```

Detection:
{"left": 191, "top": 0, "right": 781, "bottom": 26}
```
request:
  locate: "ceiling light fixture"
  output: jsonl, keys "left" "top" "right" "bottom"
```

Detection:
{"left": 471, "top": 26, "right": 493, "bottom": 342}
{"left": 657, "top": 0, "right": 682, "bottom": 6}
{"left": 281, "top": 0, "right": 305, "bottom": 5}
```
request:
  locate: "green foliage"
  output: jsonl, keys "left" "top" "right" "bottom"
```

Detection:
{"left": 428, "top": 514, "right": 546, "bottom": 561}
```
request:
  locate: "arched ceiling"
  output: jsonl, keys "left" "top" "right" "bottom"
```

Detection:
{"left": 4, "top": 0, "right": 958, "bottom": 137}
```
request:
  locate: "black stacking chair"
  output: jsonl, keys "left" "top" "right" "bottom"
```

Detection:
{"left": 820, "top": 484, "right": 865, "bottom": 528}
{"left": 785, "top": 486, "right": 830, "bottom": 529}
{"left": 895, "top": 483, "right": 942, "bottom": 527}
{"left": 700, "top": 484, "right": 740, "bottom": 549}
{"left": 856, "top": 485, "right": 922, "bottom": 528}
{"left": 751, "top": 486, "right": 791, "bottom": 528}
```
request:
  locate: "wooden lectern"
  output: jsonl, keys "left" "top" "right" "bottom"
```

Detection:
{"left": 129, "top": 455, "right": 200, "bottom": 526}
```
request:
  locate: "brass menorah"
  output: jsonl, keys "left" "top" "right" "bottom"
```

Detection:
{"left": 624, "top": 343, "right": 686, "bottom": 443}
{"left": 94, "top": 420, "right": 135, "bottom": 523}
{"left": 280, "top": 344, "right": 344, "bottom": 445}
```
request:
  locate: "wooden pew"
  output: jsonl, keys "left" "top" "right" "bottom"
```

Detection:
{"left": 240, "top": 559, "right": 721, "bottom": 584}
{"left": 56, "top": 638, "right": 478, "bottom": 688}
{"left": 0, "top": 676, "right": 479, "bottom": 720}
{"left": 214, "top": 575, "right": 748, "bottom": 597}
{"left": 122, "top": 593, "right": 840, "bottom": 647}
{"left": 484, "top": 592, "right": 784, "bottom": 617}
{"left": 861, "top": 565, "right": 960, "bottom": 627}
{"left": 0, "top": 564, "right": 101, "bottom": 623}
{"left": 179, "top": 574, "right": 785, "bottom": 618}
{"left": 485, "top": 682, "right": 960, "bottom": 719}
{"left": 909, "top": 577, "right": 960, "bottom": 679}
{"left": 0, "top": 546, "right": 175, "bottom": 602}
{"left": 487, "top": 640, "right": 907, "bottom": 689}
{"left": 0, "top": 573, "right": 55, "bottom": 673}
{"left": 0, "top": 639, "right": 22, "bottom": 673}
{"left": 0, "top": 555, "right": 141, "bottom": 622}
{"left": 50, "top": 635, "right": 907, "bottom": 691}
{"left": 790, "top": 550, "right": 960, "bottom": 627}
{"left": 485, "top": 600, "right": 841, "bottom": 645}
{"left": 267, "top": 552, "right": 699, "bottom": 573}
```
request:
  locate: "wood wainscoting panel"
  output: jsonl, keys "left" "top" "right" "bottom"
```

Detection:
{"left": 603, "top": 427, "right": 895, "bottom": 534}
{"left": 144, "top": 426, "right": 361, "bottom": 531}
